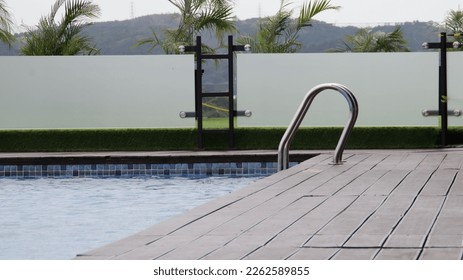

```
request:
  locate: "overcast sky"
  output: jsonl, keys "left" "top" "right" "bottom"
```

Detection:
{"left": 6, "top": 0, "right": 463, "bottom": 28}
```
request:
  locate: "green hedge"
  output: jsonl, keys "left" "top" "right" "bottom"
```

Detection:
{"left": 237, "top": 127, "right": 440, "bottom": 150}
{"left": 0, "top": 126, "right": 452, "bottom": 152}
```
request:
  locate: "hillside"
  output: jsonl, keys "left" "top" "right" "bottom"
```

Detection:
{"left": 0, "top": 14, "right": 440, "bottom": 55}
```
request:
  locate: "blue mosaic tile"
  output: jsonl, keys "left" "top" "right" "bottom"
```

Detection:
{"left": 0, "top": 161, "right": 299, "bottom": 179}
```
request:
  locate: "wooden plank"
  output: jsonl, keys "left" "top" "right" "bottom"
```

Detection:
{"left": 427, "top": 196, "right": 463, "bottom": 247}
{"left": 292, "top": 155, "right": 373, "bottom": 196}
{"left": 393, "top": 153, "right": 428, "bottom": 171}
{"left": 302, "top": 154, "right": 389, "bottom": 198}
{"left": 112, "top": 235, "right": 192, "bottom": 260}
{"left": 200, "top": 237, "right": 265, "bottom": 260}
{"left": 243, "top": 246, "right": 300, "bottom": 260}
{"left": 244, "top": 233, "right": 312, "bottom": 260}
{"left": 239, "top": 197, "right": 327, "bottom": 236}
{"left": 344, "top": 235, "right": 387, "bottom": 248}
{"left": 263, "top": 233, "right": 312, "bottom": 248}
{"left": 420, "top": 248, "right": 463, "bottom": 260}
{"left": 415, "top": 153, "right": 446, "bottom": 170}
{"left": 202, "top": 196, "right": 333, "bottom": 259}
{"left": 265, "top": 154, "right": 380, "bottom": 206}
{"left": 425, "top": 235, "right": 463, "bottom": 248}
{"left": 309, "top": 168, "right": 369, "bottom": 196}
{"left": 350, "top": 153, "right": 389, "bottom": 170}
{"left": 76, "top": 234, "right": 163, "bottom": 259}
{"left": 157, "top": 235, "right": 230, "bottom": 260}
{"left": 206, "top": 196, "right": 326, "bottom": 239}
{"left": 390, "top": 169, "right": 435, "bottom": 196}
{"left": 304, "top": 235, "right": 351, "bottom": 248}
{"left": 420, "top": 169, "right": 457, "bottom": 196}
{"left": 363, "top": 170, "right": 410, "bottom": 196}
{"left": 438, "top": 153, "right": 463, "bottom": 170}
{"left": 384, "top": 196, "right": 445, "bottom": 248}
{"left": 335, "top": 169, "right": 389, "bottom": 196}
{"left": 375, "top": 249, "right": 421, "bottom": 260}
{"left": 384, "top": 235, "right": 427, "bottom": 248}
{"left": 288, "top": 248, "right": 339, "bottom": 260}
{"left": 332, "top": 248, "right": 380, "bottom": 260}
{"left": 310, "top": 195, "right": 386, "bottom": 236}
{"left": 304, "top": 196, "right": 386, "bottom": 247}
{"left": 372, "top": 153, "right": 408, "bottom": 170}
{"left": 281, "top": 195, "right": 358, "bottom": 236}
{"left": 345, "top": 195, "right": 415, "bottom": 247}
{"left": 448, "top": 170, "right": 463, "bottom": 196}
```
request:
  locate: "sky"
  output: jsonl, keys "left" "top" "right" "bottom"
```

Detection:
{"left": 6, "top": 0, "right": 463, "bottom": 29}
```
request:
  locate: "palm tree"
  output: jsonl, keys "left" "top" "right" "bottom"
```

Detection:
{"left": 0, "top": 0, "right": 15, "bottom": 46}
{"left": 334, "top": 26, "right": 409, "bottom": 52}
{"left": 237, "top": 0, "right": 339, "bottom": 53}
{"left": 444, "top": 9, "right": 463, "bottom": 34}
{"left": 444, "top": 8, "right": 463, "bottom": 48}
{"left": 20, "top": 0, "right": 101, "bottom": 55}
{"left": 137, "top": 0, "right": 236, "bottom": 54}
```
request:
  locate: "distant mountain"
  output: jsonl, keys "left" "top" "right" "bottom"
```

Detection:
{"left": 0, "top": 14, "right": 440, "bottom": 56}
{"left": 298, "top": 20, "right": 438, "bottom": 52}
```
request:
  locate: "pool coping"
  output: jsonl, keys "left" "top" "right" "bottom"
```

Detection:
{"left": 0, "top": 150, "right": 321, "bottom": 178}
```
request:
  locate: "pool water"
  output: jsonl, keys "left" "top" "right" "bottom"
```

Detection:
{"left": 0, "top": 176, "right": 263, "bottom": 260}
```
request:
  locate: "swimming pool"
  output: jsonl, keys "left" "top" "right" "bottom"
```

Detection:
{"left": 0, "top": 176, "right": 263, "bottom": 260}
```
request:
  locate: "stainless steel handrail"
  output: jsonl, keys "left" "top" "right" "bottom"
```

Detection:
{"left": 277, "top": 83, "right": 359, "bottom": 171}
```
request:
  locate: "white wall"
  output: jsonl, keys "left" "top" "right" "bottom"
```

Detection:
{"left": 0, "top": 56, "right": 195, "bottom": 129}
{"left": 237, "top": 53, "right": 449, "bottom": 127}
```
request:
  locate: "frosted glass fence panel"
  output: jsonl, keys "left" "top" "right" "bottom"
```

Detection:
{"left": 448, "top": 52, "right": 463, "bottom": 126}
{"left": 237, "top": 53, "right": 439, "bottom": 127}
{"left": 0, "top": 56, "right": 194, "bottom": 129}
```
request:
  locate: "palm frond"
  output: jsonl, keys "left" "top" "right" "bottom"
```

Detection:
{"left": 0, "top": 0, "right": 15, "bottom": 46}
{"left": 445, "top": 9, "right": 463, "bottom": 33}
{"left": 20, "top": 0, "right": 100, "bottom": 55}
{"left": 341, "top": 26, "right": 409, "bottom": 53}
{"left": 197, "top": 3, "right": 235, "bottom": 32}
{"left": 49, "top": 0, "right": 66, "bottom": 23}
{"left": 137, "top": 0, "right": 236, "bottom": 54}
{"left": 298, "top": 0, "right": 339, "bottom": 28}
{"left": 239, "top": 0, "right": 338, "bottom": 53}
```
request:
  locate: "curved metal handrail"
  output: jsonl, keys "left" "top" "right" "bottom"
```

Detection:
{"left": 278, "top": 83, "right": 359, "bottom": 171}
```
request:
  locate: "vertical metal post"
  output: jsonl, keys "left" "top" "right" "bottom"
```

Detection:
{"left": 439, "top": 32, "right": 448, "bottom": 147}
{"left": 195, "top": 36, "right": 204, "bottom": 149}
{"left": 227, "top": 35, "right": 236, "bottom": 148}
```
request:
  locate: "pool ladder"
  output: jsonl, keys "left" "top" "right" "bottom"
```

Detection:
{"left": 278, "top": 83, "right": 359, "bottom": 171}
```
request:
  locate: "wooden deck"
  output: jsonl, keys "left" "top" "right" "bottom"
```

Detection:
{"left": 75, "top": 149, "right": 463, "bottom": 260}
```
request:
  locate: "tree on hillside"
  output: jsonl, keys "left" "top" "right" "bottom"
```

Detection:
{"left": 0, "top": 0, "right": 15, "bottom": 46}
{"left": 332, "top": 26, "right": 409, "bottom": 52}
{"left": 237, "top": 0, "right": 339, "bottom": 53}
{"left": 20, "top": 0, "right": 101, "bottom": 55}
{"left": 137, "top": 0, "right": 236, "bottom": 54}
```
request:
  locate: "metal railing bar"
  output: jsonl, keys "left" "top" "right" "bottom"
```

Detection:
{"left": 277, "top": 83, "right": 359, "bottom": 171}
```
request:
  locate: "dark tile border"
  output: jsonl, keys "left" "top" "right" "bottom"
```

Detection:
{"left": 0, "top": 162, "right": 299, "bottom": 179}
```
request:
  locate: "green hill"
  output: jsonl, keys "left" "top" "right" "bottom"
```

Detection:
{"left": 0, "top": 14, "right": 440, "bottom": 55}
